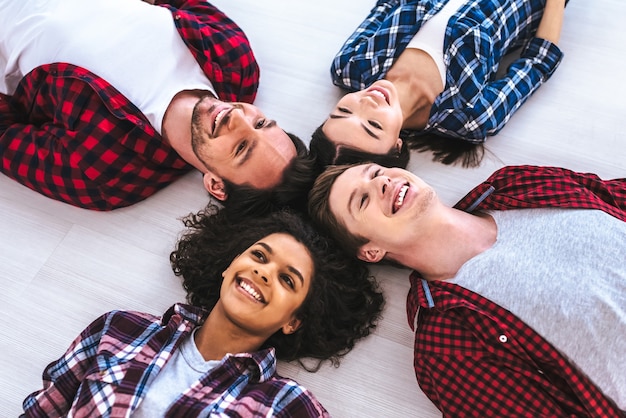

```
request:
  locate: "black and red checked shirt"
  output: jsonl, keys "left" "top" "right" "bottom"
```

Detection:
{"left": 0, "top": 0, "right": 259, "bottom": 211}
{"left": 407, "top": 165, "right": 626, "bottom": 417}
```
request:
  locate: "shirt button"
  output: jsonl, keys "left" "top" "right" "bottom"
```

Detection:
{"left": 499, "top": 335, "right": 507, "bottom": 343}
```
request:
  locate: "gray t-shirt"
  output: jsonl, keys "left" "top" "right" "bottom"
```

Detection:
{"left": 133, "top": 328, "right": 220, "bottom": 417}
{"left": 451, "top": 208, "right": 626, "bottom": 408}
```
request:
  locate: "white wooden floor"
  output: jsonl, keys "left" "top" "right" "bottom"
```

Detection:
{"left": 1, "top": 1, "right": 625, "bottom": 417}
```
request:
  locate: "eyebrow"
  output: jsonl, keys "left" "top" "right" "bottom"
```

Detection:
{"left": 347, "top": 164, "right": 373, "bottom": 218}
{"left": 329, "top": 113, "right": 379, "bottom": 140}
{"left": 258, "top": 242, "right": 305, "bottom": 287}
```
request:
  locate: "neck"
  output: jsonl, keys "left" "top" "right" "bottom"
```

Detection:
{"left": 194, "top": 302, "right": 267, "bottom": 361}
{"left": 390, "top": 209, "right": 496, "bottom": 281}
{"left": 385, "top": 48, "right": 444, "bottom": 130}
{"left": 162, "top": 89, "right": 212, "bottom": 172}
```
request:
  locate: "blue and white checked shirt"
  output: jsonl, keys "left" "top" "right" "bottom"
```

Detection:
{"left": 331, "top": 0, "right": 564, "bottom": 142}
{"left": 22, "top": 304, "right": 329, "bottom": 417}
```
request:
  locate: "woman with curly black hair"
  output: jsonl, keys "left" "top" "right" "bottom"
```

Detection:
{"left": 22, "top": 207, "right": 384, "bottom": 417}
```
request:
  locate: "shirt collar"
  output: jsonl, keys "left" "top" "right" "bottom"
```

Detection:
{"left": 222, "top": 348, "right": 277, "bottom": 383}
{"left": 164, "top": 304, "right": 278, "bottom": 383}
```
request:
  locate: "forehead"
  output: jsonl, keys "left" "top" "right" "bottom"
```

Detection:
{"left": 255, "top": 233, "right": 313, "bottom": 267}
{"left": 329, "top": 164, "right": 371, "bottom": 218}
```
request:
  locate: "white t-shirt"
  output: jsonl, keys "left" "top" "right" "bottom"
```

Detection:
{"left": 0, "top": 0, "right": 215, "bottom": 134}
{"left": 406, "top": 0, "right": 467, "bottom": 86}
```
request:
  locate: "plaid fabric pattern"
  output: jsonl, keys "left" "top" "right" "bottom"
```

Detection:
{"left": 330, "top": 0, "right": 563, "bottom": 142}
{"left": 0, "top": 0, "right": 259, "bottom": 210}
{"left": 22, "top": 304, "right": 329, "bottom": 418}
{"left": 406, "top": 165, "right": 626, "bottom": 416}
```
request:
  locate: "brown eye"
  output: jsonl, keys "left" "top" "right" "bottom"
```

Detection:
{"left": 251, "top": 249, "right": 266, "bottom": 262}
{"left": 281, "top": 274, "right": 295, "bottom": 289}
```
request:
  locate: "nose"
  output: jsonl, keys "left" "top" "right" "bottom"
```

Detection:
{"left": 372, "top": 175, "right": 391, "bottom": 197}
{"left": 227, "top": 107, "right": 252, "bottom": 131}
{"left": 358, "top": 93, "right": 377, "bottom": 107}
{"left": 253, "top": 269, "right": 269, "bottom": 283}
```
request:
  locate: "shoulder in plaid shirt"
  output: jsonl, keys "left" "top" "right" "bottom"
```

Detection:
{"left": 22, "top": 304, "right": 329, "bottom": 418}
{"left": 330, "top": 0, "right": 563, "bottom": 142}
{"left": 0, "top": 0, "right": 259, "bottom": 211}
{"left": 407, "top": 165, "right": 626, "bottom": 416}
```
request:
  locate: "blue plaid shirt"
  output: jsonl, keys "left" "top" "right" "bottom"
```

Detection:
{"left": 22, "top": 304, "right": 329, "bottom": 417}
{"left": 331, "top": 0, "right": 564, "bottom": 142}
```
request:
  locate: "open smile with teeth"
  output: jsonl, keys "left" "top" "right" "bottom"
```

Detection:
{"left": 368, "top": 88, "right": 389, "bottom": 104}
{"left": 392, "top": 184, "right": 409, "bottom": 214}
{"left": 213, "top": 108, "right": 230, "bottom": 135}
{"left": 237, "top": 278, "right": 265, "bottom": 303}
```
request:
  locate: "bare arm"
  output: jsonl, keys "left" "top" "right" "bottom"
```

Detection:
{"left": 536, "top": 0, "right": 566, "bottom": 45}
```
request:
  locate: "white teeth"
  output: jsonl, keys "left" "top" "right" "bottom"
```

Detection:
{"left": 214, "top": 108, "right": 229, "bottom": 132}
{"left": 396, "top": 185, "right": 408, "bottom": 208}
{"left": 370, "top": 90, "right": 385, "bottom": 100}
{"left": 239, "top": 280, "right": 262, "bottom": 302}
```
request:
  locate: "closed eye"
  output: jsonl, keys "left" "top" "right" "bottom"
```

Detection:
{"left": 359, "top": 194, "right": 368, "bottom": 209}
{"left": 368, "top": 120, "right": 382, "bottom": 129}
{"left": 359, "top": 168, "right": 383, "bottom": 209}
{"left": 337, "top": 107, "right": 352, "bottom": 114}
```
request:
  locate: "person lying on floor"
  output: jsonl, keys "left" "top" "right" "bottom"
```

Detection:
{"left": 22, "top": 208, "right": 384, "bottom": 417}
{"left": 310, "top": 0, "right": 567, "bottom": 169}
{"left": 309, "top": 163, "right": 625, "bottom": 416}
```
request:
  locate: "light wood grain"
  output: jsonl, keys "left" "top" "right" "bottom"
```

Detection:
{"left": 1, "top": 0, "right": 624, "bottom": 416}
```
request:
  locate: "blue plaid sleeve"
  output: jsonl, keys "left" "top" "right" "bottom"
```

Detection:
{"left": 435, "top": 36, "right": 563, "bottom": 142}
{"left": 330, "top": 0, "right": 428, "bottom": 91}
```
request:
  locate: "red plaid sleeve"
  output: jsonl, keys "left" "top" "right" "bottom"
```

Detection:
{"left": 0, "top": 64, "right": 191, "bottom": 210}
{"left": 456, "top": 165, "right": 626, "bottom": 221}
{"left": 157, "top": 0, "right": 260, "bottom": 103}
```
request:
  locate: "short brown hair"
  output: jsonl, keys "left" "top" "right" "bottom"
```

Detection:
{"left": 307, "top": 164, "right": 369, "bottom": 256}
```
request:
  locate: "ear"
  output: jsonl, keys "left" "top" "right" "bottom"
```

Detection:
{"left": 202, "top": 172, "right": 228, "bottom": 201}
{"left": 356, "top": 242, "right": 386, "bottom": 263}
{"left": 281, "top": 318, "right": 302, "bottom": 335}
{"left": 395, "top": 137, "right": 403, "bottom": 154}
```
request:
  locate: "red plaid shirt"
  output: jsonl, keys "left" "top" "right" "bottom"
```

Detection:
{"left": 0, "top": 0, "right": 259, "bottom": 210}
{"left": 407, "top": 166, "right": 626, "bottom": 417}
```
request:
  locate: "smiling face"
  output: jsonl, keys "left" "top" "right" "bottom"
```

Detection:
{"left": 328, "top": 163, "right": 438, "bottom": 261}
{"left": 219, "top": 233, "right": 314, "bottom": 337}
{"left": 322, "top": 80, "right": 404, "bottom": 155}
{"left": 191, "top": 95, "right": 297, "bottom": 192}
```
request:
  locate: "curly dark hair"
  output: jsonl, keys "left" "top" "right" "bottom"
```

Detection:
{"left": 220, "top": 132, "right": 317, "bottom": 217}
{"left": 310, "top": 124, "right": 410, "bottom": 172}
{"left": 170, "top": 204, "right": 384, "bottom": 371}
